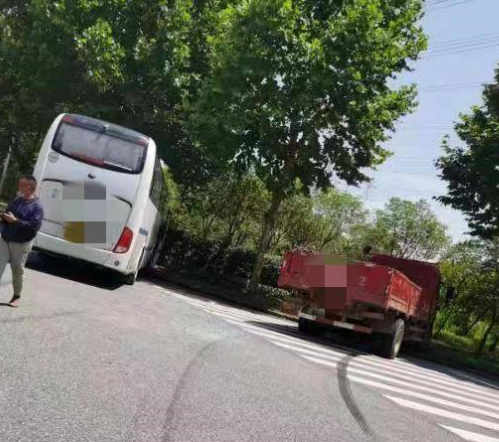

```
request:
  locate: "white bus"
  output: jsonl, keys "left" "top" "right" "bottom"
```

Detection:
{"left": 32, "top": 113, "right": 168, "bottom": 284}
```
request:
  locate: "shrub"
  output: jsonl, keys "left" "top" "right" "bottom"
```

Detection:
{"left": 260, "top": 255, "right": 283, "bottom": 287}
{"left": 258, "top": 285, "right": 295, "bottom": 309}
{"left": 161, "top": 228, "right": 284, "bottom": 287}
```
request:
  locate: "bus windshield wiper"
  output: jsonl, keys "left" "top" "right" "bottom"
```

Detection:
{"left": 103, "top": 160, "right": 133, "bottom": 172}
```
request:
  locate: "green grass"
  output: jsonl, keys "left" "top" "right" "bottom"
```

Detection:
{"left": 419, "top": 311, "right": 498, "bottom": 378}
{"left": 438, "top": 329, "right": 477, "bottom": 353}
{"left": 419, "top": 339, "right": 499, "bottom": 379}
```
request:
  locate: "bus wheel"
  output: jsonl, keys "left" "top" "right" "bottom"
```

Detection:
{"left": 124, "top": 272, "right": 136, "bottom": 285}
{"left": 123, "top": 265, "right": 140, "bottom": 286}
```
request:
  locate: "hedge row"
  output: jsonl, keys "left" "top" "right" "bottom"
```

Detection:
{"left": 160, "top": 228, "right": 282, "bottom": 287}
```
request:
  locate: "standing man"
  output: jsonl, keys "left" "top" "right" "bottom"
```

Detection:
{"left": 0, "top": 176, "right": 44, "bottom": 307}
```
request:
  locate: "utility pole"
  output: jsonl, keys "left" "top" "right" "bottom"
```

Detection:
{"left": 0, "top": 146, "right": 12, "bottom": 200}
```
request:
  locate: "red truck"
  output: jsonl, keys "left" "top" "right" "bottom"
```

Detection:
{"left": 278, "top": 251, "right": 441, "bottom": 359}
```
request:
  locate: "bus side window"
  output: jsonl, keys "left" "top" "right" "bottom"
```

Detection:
{"left": 150, "top": 157, "right": 165, "bottom": 211}
{"left": 150, "top": 159, "right": 160, "bottom": 208}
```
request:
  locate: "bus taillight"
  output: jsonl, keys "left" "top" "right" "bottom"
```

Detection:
{"left": 114, "top": 227, "right": 133, "bottom": 254}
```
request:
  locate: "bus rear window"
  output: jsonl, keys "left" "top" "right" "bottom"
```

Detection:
{"left": 52, "top": 123, "right": 147, "bottom": 173}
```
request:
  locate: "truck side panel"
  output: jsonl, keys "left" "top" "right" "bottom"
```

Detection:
{"left": 385, "top": 270, "right": 423, "bottom": 318}
{"left": 279, "top": 252, "right": 423, "bottom": 316}
{"left": 370, "top": 254, "right": 440, "bottom": 322}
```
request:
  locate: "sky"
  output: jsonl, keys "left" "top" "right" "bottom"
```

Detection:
{"left": 341, "top": 0, "right": 499, "bottom": 242}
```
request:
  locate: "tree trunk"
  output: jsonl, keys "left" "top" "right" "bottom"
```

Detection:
{"left": 435, "top": 308, "right": 454, "bottom": 337}
{"left": 0, "top": 147, "right": 12, "bottom": 199}
{"left": 462, "top": 313, "right": 484, "bottom": 336}
{"left": 476, "top": 312, "right": 497, "bottom": 358}
{"left": 248, "top": 190, "right": 284, "bottom": 294}
{"left": 488, "top": 331, "right": 499, "bottom": 353}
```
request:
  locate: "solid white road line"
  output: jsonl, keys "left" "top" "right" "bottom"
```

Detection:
{"left": 441, "top": 425, "right": 499, "bottom": 442}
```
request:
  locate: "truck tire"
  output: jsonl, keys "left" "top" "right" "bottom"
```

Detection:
{"left": 298, "top": 317, "right": 316, "bottom": 335}
{"left": 372, "top": 319, "right": 405, "bottom": 359}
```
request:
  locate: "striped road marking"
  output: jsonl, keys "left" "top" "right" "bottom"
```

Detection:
{"left": 162, "top": 288, "right": 499, "bottom": 441}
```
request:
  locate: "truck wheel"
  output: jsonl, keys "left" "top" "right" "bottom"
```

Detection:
{"left": 372, "top": 319, "right": 405, "bottom": 359}
{"left": 298, "top": 317, "right": 316, "bottom": 335}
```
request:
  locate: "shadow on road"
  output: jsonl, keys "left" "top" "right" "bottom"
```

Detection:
{"left": 26, "top": 252, "right": 124, "bottom": 291}
{"left": 249, "top": 317, "right": 499, "bottom": 388}
{"left": 246, "top": 319, "right": 369, "bottom": 356}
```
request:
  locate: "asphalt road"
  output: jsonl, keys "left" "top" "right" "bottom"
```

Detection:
{"left": 0, "top": 253, "right": 498, "bottom": 442}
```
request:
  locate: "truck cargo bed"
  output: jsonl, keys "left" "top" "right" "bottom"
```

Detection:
{"left": 278, "top": 251, "right": 424, "bottom": 320}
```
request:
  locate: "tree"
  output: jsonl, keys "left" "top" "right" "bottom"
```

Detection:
{"left": 269, "top": 190, "right": 316, "bottom": 253}
{"left": 474, "top": 239, "right": 499, "bottom": 357}
{"left": 312, "top": 189, "right": 367, "bottom": 253}
{"left": 188, "top": 0, "right": 427, "bottom": 292}
{"left": 436, "top": 67, "right": 499, "bottom": 239}
{"left": 181, "top": 173, "right": 269, "bottom": 248}
{"left": 0, "top": 0, "right": 194, "bottom": 172}
{"left": 437, "top": 241, "right": 484, "bottom": 336}
{"left": 363, "top": 198, "right": 451, "bottom": 261}
{"left": 436, "top": 238, "right": 499, "bottom": 357}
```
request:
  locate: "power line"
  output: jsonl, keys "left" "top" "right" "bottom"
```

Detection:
{"left": 428, "top": 36, "right": 499, "bottom": 53}
{"left": 420, "top": 32, "right": 499, "bottom": 58}
{"left": 430, "top": 31, "right": 499, "bottom": 49}
{"left": 426, "top": 0, "right": 465, "bottom": 6}
{"left": 396, "top": 127, "right": 454, "bottom": 131}
{"left": 422, "top": 42, "right": 499, "bottom": 58}
{"left": 418, "top": 81, "right": 484, "bottom": 92}
{"left": 427, "top": 0, "right": 456, "bottom": 5}
{"left": 427, "top": 38, "right": 499, "bottom": 55}
{"left": 427, "top": 0, "right": 483, "bottom": 12}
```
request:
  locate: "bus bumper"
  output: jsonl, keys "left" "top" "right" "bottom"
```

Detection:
{"left": 34, "top": 232, "right": 131, "bottom": 274}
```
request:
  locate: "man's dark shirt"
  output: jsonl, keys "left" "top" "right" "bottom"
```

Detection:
{"left": 1, "top": 197, "right": 44, "bottom": 243}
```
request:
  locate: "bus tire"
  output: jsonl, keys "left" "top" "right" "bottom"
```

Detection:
{"left": 122, "top": 270, "right": 137, "bottom": 285}
{"left": 372, "top": 319, "right": 405, "bottom": 359}
{"left": 147, "top": 224, "right": 167, "bottom": 269}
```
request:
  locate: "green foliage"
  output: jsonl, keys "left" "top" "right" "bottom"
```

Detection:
{"left": 189, "top": 0, "right": 427, "bottom": 193}
{"left": 161, "top": 164, "right": 187, "bottom": 229}
{"left": 160, "top": 227, "right": 282, "bottom": 285}
{"left": 181, "top": 173, "right": 270, "bottom": 247}
{"left": 269, "top": 187, "right": 368, "bottom": 255}
{"left": 312, "top": 189, "right": 368, "bottom": 254}
{"left": 0, "top": 0, "right": 194, "bottom": 172}
{"left": 436, "top": 239, "right": 499, "bottom": 357}
{"left": 437, "top": 68, "right": 499, "bottom": 240}
{"left": 270, "top": 190, "right": 316, "bottom": 253}
{"left": 187, "top": 0, "right": 427, "bottom": 290}
{"left": 362, "top": 198, "right": 451, "bottom": 260}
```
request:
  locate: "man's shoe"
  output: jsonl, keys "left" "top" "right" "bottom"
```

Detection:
{"left": 9, "top": 297, "right": 20, "bottom": 308}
